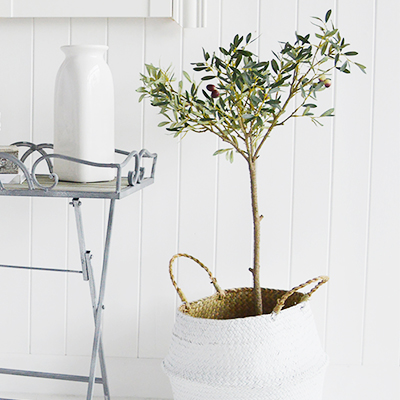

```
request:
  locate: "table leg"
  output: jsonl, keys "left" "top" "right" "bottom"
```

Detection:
{"left": 71, "top": 198, "right": 116, "bottom": 400}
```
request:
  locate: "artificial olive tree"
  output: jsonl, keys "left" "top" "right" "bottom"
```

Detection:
{"left": 138, "top": 10, "right": 364, "bottom": 315}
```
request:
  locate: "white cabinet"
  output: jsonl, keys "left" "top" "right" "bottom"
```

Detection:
{"left": 0, "top": 0, "right": 206, "bottom": 28}
{"left": 0, "top": 0, "right": 172, "bottom": 18}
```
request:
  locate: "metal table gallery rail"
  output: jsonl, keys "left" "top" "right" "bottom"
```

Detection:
{"left": 0, "top": 142, "right": 157, "bottom": 400}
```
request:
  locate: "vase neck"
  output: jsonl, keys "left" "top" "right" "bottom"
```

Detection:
{"left": 61, "top": 45, "right": 108, "bottom": 58}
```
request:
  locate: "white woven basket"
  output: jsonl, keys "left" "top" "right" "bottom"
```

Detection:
{"left": 163, "top": 254, "right": 329, "bottom": 400}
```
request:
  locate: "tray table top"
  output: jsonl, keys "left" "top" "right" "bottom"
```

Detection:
{"left": 0, "top": 142, "right": 157, "bottom": 199}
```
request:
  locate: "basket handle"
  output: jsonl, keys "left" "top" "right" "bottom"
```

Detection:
{"left": 169, "top": 253, "right": 225, "bottom": 304}
{"left": 273, "top": 275, "right": 329, "bottom": 314}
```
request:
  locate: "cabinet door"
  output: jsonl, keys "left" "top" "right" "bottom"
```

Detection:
{"left": 0, "top": 0, "right": 173, "bottom": 18}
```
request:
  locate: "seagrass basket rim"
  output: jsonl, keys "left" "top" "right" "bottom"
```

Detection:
{"left": 169, "top": 254, "right": 329, "bottom": 321}
{"left": 178, "top": 286, "right": 307, "bottom": 320}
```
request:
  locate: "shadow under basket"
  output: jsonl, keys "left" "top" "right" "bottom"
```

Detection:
{"left": 163, "top": 253, "right": 330, "bottom": 400}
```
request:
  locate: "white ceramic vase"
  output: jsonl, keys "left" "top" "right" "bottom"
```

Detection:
{"left": 53, "top": 45, "right": 115, "bottom": 182}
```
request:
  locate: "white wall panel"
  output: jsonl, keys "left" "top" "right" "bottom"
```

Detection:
{"left": 108, "top": 18, "right": 145, "bottom": 151}
{"left": 30, "top": 198, "right": 68, "bottom": 355}
{"left": 29, "top": 18, "right": 70, "bottom": 356}
{"left": 290, "top": 0, "right": 336, "bottom": 339}
{"left": 103, "top": 18, "right": 145, "bottom": 358}
{"left": 0, "top": 18, "right": 33, "bottom": 357}
{"left": 0, "top": 18, "right": 33, "bottom": 142}
{"left": 0, "top": 198, "right": 31, "bottom": 355}
{"left": 257, "top": 0, "right": 296, "bottom": 290}
{"left": 70, "top": 17, "right": 108, "bottom": 45}
{"left": 362, "top": 0, "right": 400, "bottom": 367}
{"left": 175, "top": 0, "right": 221, "bottom": 305}
{"left": 325, "top": 0, "right": 375, "bottom": 365}
{"left": 138, "top": 18, "right": 182, "bottom": 358}
{"left": 220, "top": 0, "right": 258, "bottom": 51}
{"left": 214, "top": 0, "right": 259, "bottom": 292}
{"left": 32, "top": 18, "right": 70, "bottom": 144}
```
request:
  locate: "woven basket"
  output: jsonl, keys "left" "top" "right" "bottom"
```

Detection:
{"left": 163, "top": 254, "right": 329, "bottom": 400}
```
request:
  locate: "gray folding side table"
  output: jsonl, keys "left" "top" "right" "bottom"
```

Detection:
{"left": 0, "top": 142, "right": 157, "bottom": 400}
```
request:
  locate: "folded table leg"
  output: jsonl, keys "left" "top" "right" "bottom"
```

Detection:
{"left": 71, "top": 198, "right": 116, "bottom": 400}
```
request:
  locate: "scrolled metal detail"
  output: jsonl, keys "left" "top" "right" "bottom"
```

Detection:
{"left": 123, "top": 149, "right": 157, "bottom": 186}
{"left": 139, "top": 149, "right": 158, "bottom": 180}
{"left": 12, "top": 141, "right": 54, "bottom": 174}
{"left": 1, "top": 142, "right": 157, "bottom": 194}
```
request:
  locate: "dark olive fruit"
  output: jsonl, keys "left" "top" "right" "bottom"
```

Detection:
{"left": 206, "top": 84, "right": 216, "bottom": 91}
{"left": 211, "top": 90, "right": 220, "bottom": 98}
{"left": 324, "top": 78, "right": 332, "bottom": 88}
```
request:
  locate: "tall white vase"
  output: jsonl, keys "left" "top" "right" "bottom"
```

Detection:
{"left": 53, "top": 45, "right": 115, "bottom": 182}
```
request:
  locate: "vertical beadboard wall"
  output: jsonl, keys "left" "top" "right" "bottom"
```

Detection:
{"left": 0, "top": 0, "right": 398, "bottom": 399}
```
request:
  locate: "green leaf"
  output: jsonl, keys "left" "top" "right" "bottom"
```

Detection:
{"left": 312, "top": 118, "right": 324, "bottom": 127}
{"left": 201, "top": 75, "right": 215, "bottom": 81}
{"left": 355, "top": 62, "right": 367, "bottom": 73}
{"left": 325, "top": 28, "right": 338, "bottom": 37}
{"left": 321, "top": 41, "right": 328, "bottom": 55}
{"left": 158, "top": 121, "right": 170, "bottom": 127}
{"left": 344, "top": 51, "right": 358, "bottom": 56}
{"left": 246, "top": 33, "right": 252, "bottom": 43}
{"left": 145, "top": 64, "right": 155, "bottom": 75}
{"left": 242, "top": 113, "right": 255, "bottom": 120}
{"left": 312, "top": 16, "right": 323, "bottom": 23}
{"left": 183, "top": 71, "right": 192, "bottom": 82}
{"left": 320, "top": 108, "right": 335, "bottom": 117}
{"left": 199, "top": 117, "right": 214, "bottom": 122}
{"left": 255, "top": 116, "right": 264, "bottom": 128}
{"left": 303, "top": 103, "right": 317, "bottom": 108}
{"left": 152, "top": 100, "right": 169, "bottom": 107}
{"left": 325, "top": 10, "right": 332, "bottom": 23}
{"left": 250, "top": 94, "right": 261, "bottom": 106}
{"left": 202, "top": 48, "right": 210, "bottom": 61}
{"left": 202, "top": 89, "right": 212, "bottom": 101}
{"left": 282, "top": 62, "right": 296, "bottom": 73}
{"left": 334, "top": 53, "right": 340, "bottom": 66}
{"left": 339, "top": 60, "right": 348, "bottom": 72}
{"left": 237, "top": 49, "right": 253, "bottom": 57}
{"left": 215, "top": 57, "right": 224, "bottom": 69}
{"left": 234, "top": 54, "right": 243, "bottom": 67}
{"left": 253, "top": 61, "right": 269, "bottom": 69}
{"left": 271, "top": 59, "right": 279, "bottom": 74}
{"left": 313, "top": 81, "right": 325, "bottom": 91}
{"left": 213, "top": 148, "right": 230, "bottom": 156}
{"left": 226, "top": 150, "right": 234, "bottom": 163}
{"left": 242, "top": 72, "right": 253, "bottom": 86}
{"left": 219, "top": 47, "right": 229, "bottom": 56}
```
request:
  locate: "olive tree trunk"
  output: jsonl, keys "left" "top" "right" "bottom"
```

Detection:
{"left": 248, "top": 158, "right": 263, "bottom": 315}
